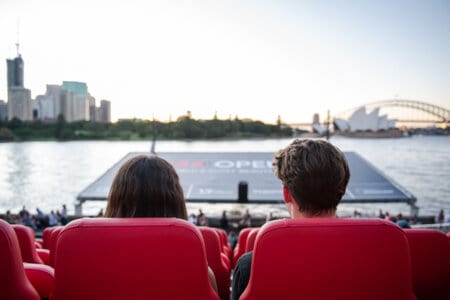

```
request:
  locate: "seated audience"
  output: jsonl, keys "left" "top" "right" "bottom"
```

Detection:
{"left": 105, "top": 154, "right": 218, "bottom": 294}
{"left": 231, "top": 139, "right": 350, "bottom": 300}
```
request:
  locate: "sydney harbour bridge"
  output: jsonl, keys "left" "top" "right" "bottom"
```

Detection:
{"left": 289, "top": 99, "right": 450, "bottom": 130}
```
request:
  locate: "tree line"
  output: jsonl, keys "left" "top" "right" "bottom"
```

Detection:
{"left": 0, "top": 113, "right": 297, "bottom": 141}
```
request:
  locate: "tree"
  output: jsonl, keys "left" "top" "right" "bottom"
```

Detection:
{"left": 0, "top": 127, "right": 14, "bottom": 141}
{"left": 55, "top": 114, "right": 68, "bottom": 140}
{"left": 7, "top": 117, "right": 23, "bottom": 130}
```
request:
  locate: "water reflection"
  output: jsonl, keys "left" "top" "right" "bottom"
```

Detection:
{"left": 5, "top": 143, "right": 33, "bottom": 210}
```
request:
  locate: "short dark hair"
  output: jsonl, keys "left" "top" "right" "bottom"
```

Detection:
{"left": 273, "top": 139, "right": 350, "bottom": 214}
{"left": 105, "top": 155, "right": 187, "bottom": 219}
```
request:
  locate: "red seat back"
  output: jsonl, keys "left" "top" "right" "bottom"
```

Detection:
{"left": 13, "top": 224, "right": 44, "bottom": 264}
{"left": 245, "top": 228, "right": 259, "bottom": 252}
{"left": 405, "top": 229, "right": 450, "bottom": 300}
{"left": 53, "top": 218, "right": 219, "bottom": 300}
{"left": 42, "top": 227, "right": 54, "bottom": 249}
{"left": 233, "top": 227, "right": 253, "bottom": 265}
{"left": 48, "top": 226, "right": 64, "bottom": 267}
{"left": 199, "top": 227, "right": 231, "bottom": 300}
{"left": 215, "top": 228, "right": 231, "bottom": 256}
{"left": 241, "top": 218, "right": 415, "bottom": 300}
{"left": 0, "top": 219, "right": 40, "bottom": 300}
{"left": 24, "top": 262, "right": 55, "bottom": 299}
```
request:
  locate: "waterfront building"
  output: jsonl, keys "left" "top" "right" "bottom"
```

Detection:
{"left": 62, "top": 81, "right": 90, "bottom": 121}
{"left": 33, "top": 84, "right": 110, "bottom": 123}
{"left": 46, "top": 85, "right": 62, "bottom": 120}
{"left": 89, "top": 96, "right": 96, "bottom": 121}
{"left": 334, "top": 106, "right": 396, "bottom": 132}
{"left": 60, "top": 89, "right": 75, "bottom": 122}
{"left": 34, "top": 94, "right": 55, "bottom": 121}
{"left": 7, "top": 87, "right": 32, "bottom": 121}
{"left": 6, "top": 55, "right": 24, "bottom": 88}
{"left": 99, "top": 100, "right": 111, "bottom": 123}
{"left": 311, "top": 113, "right": 328, "bottom": 135}
{"left": 0, "top": 100, "right": 7, "bottom": 121}
{"left": 6, "top": 49, "right": 32, "bottom": 121}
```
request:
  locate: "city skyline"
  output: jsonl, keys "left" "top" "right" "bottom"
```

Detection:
{"left": 1, "top": 0, "right": 449, "bottom": 123}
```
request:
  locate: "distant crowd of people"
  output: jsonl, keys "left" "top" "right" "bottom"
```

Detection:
{"left": 3, "top": 204, "right": 69, "bottom": 230}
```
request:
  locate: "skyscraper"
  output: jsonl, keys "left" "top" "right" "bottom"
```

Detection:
{"left": 0, "top": 100, "right": 8, "bottom": 120}
{"left": 6, "top": 55, "right": 24, "bottom": 88}
{"left": 99, "top": 100, "right": 111, "bottom": 123}
{"left": 8, "top": 87, "right": 32, "bottom": 121}
{"left": 62, "top": 81, "right": 89, "bottom": 121}
{"left": 6, "top": 47, "right": 32, "bottom": 121}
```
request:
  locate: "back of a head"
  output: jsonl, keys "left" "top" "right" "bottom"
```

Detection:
{"left": 273, "top": 139, "right": 350, "bottom": 214}
{"left": 105, "top": 155, "right": 187, "bottom": 219}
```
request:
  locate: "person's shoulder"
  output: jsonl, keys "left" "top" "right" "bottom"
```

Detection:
{"left": 236, "top": 251, "right": 253, "bottom": 270}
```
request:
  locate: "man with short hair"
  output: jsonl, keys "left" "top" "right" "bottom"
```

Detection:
{"left": 231, "top": 139, "right": 350, "bottom": 300}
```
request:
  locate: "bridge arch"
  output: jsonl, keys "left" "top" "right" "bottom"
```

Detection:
{"left": 336, "top": 99, "right": 450, "bottom": 124}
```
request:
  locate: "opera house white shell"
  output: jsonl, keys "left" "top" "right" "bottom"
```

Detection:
{"left": 334, "top": 107, "right": 396, "bottom": 132}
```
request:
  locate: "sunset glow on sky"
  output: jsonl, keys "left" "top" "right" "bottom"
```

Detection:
{"left": 1, "top": 0, "right": 449, "bottom": 123}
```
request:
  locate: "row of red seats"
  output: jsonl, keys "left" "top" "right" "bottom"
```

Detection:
{"left": 234, "top": 219, "right": 450, "bottom": 300}
{"left": 9, "top": 221, "right": 233, "bottom": 300}
{"left": 2, "top": 218, "right": 449, "bottom": 299}
{"left": 233, "top": 227, "right": 259, "bottom": 266}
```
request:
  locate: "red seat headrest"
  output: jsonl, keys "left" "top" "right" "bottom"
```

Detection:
{"left": 404, "top": 229, "right": 450, "bottom": 299}
{"left": 241, "top": 218, "right": 415, "bottom": 300}
{"left": 0, "top": 220, "right": 40, "bottom": 300}
{"left": 53, "top": 217, "right": 219, "bottom": 300}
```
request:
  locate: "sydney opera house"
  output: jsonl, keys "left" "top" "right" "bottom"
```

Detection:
{"left": 332, "top": 107, "right": 402, "bottom": 137}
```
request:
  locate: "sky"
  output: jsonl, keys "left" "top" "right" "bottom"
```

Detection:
{"left": 0, "top": 0, "right": 449, "bottom": 123}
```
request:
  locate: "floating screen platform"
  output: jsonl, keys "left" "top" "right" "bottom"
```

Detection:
{"left": 77, "top": 152, "right": 416, "bottom": 206}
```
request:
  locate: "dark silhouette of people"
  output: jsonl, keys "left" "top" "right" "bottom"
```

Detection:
{"left": 19, "top": 205, "right": 37, "bottom": 230}
{"left": 239, "top": 209, "right": 251, "bottom": 228}
{"left": 197, "top": 209, "right": 209, "bottom": 226}
{"left": 436, "top": 209, "right": 444, "bottom": 224}
{"left": 219, "top": 210, "right": 229, "bottom": 232}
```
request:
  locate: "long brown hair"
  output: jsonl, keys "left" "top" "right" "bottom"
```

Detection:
{"left": 105, "top": 155, "right": 188, "bottom": 219}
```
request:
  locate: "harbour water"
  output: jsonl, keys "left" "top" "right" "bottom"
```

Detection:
{"left": 0, "top": 136, "right": 449, "bottom": 218}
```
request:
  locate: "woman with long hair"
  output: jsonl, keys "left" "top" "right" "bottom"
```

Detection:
{"left": 105, "top": 154, "right": 218, "bottom": 294}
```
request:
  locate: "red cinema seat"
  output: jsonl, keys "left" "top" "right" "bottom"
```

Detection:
{"left": 53, "top": 218, "right": 219, "bottom": 300}
{"left": 212, "top": 228, "right": 231, "bottom": 269}
{"left": 42, "top": 227, "right": 54, "bottom": 249}
{"left": 199, "top": 227, "right": 231, "bottom": 300}
{"left": 48, "top": 226, "right": 64, "bottom": 267}
{"left": 240, "top": 218, "right": 416, "bottom": 300}
{"left": 233, "top": 227, "right": 253, "bottom": 267}
{"left": 404, "top": 229, "right": 450, "bottom": 300}
{"left": 12, "top": 224, "right": 44, "bottom": 264}
{"left": 215, "top": 228, "right": 232, "bottom": 258}
{"left": 24, "top": 262, "right": 55, "bottom": 299}
{"left": 245, "top": 228, "right": 259, "bottom": 252}
{"left": 35, "top": 240, "right": 43, "bottom": 249}
{"left": 0, "top": 219, "right": 40, "bottom": 300}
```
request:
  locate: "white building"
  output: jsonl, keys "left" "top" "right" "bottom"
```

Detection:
{"left": 99, "top": 100, "right": 111, "bottom": 123}
{"left": 8, "top": 87, "right": 32, "bottom": 121}
{"left": 334, "top": 106, "right": 396, "bottom": 132}
{"left": 34, "top": 95, "right": 55, "bottom": 120}
{"left": 62, "top": 81, "right": 90, "bottom": 121}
